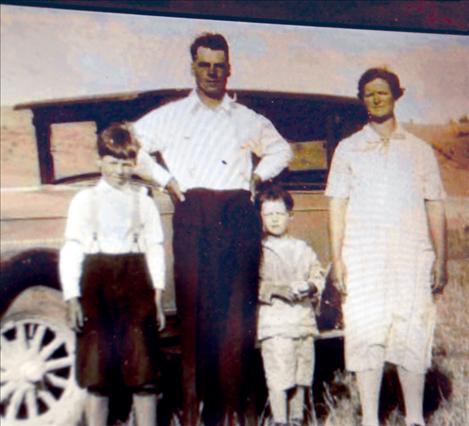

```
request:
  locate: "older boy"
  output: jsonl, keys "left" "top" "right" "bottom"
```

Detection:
{"left": 256, "top": 186, "right": 325, "bottom": 426}
{"left": 59, "top": 123, "right": 165, "bottom": 426}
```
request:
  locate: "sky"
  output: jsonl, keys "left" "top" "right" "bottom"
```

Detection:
{"left": 1, "top": 5, "right": 468, "bottom": 123}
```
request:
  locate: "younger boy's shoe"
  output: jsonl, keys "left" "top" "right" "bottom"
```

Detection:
{"left": 289, "top": 418, "right": 303, "bottom": 426}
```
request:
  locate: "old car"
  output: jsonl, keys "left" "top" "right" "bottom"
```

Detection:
{"left": 0, "top": 88, "right": 367, "bottom": 425}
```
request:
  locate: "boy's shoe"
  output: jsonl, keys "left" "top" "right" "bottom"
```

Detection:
{"left": 289, "top": 419, "right": 303, "bottom": 426}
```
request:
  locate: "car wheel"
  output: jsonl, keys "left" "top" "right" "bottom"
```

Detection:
{"left": 0, "top": 287, "right": 86, "bottom": 426}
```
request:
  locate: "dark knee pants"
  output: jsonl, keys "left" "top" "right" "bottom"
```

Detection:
{"left": 173, "top": 189, "right": 262, "bottom": 426}
{"left": 77, "top": 254, "right": 159, "bottom": 393}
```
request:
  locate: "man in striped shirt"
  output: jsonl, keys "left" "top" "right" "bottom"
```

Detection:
{"left": 133, "top": 33, "right": 292, "bottom": 426}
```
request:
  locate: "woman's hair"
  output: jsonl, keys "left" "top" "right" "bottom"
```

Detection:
{"left": 255, "top": 184, "right": 294, "bottom": 212}
{"left": 357, "top": 68, "right": 405, "bottom": 101}
{"left": 190, "top": 33, "right": 230, "bottom": 62}
{"left": 97, "top": 123, "right": 139, "bottom": 160}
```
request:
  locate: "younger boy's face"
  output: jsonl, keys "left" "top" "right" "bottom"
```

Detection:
{"left": 99, "top": 155, "right": 135, "bottom": 188}
{"left": 261, "top": 200, "right": 291, "bottom": 237}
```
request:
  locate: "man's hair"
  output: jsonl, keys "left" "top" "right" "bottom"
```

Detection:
{"left": 357, "top": 68, "right": 405, "bottom": 101}
{"left": 97, "top": 123, "right": 138, "bottom": 160}
{"left": 190, "top": 33, "right": 230, "bottom": 62}
{"left": 255, "top": 184, "right": 294, "bottom": 212}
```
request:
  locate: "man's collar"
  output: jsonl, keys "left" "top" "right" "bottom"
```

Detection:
{"left": 188, "top": 89, "right": 235, "bottom": 113}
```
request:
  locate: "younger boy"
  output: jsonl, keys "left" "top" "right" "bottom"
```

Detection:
{"left": 256, "top": 185, "right": 325, "bottom": 426}
{"left": 59, "top": 123, "right": 165, "bottom": 426}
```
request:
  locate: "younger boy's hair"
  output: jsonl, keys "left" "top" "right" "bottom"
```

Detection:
{"left": 255, "top": 184, "right": 294, "bottom": 212}
{"left": 97, "top": 123, "right": 139, "bottom": 160}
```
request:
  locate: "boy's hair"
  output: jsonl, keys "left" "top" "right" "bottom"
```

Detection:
{"left": 190, "top": 33, "right": 230, "bottom": 62}
{"left": 97, "top": 123, "right": 138, "bottom": 160}
{"left": 255, "top": 184, "right": 294, "bottom": 212}
{"left": 357, "top": 67, "right": 405, "bottom": 101}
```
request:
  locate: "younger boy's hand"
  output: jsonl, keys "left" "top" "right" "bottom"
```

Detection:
{"left": 272, "top": 285, "right": 298, "bottom": 303}
{"left": 66, "top": 298, "right": 84, "bottom": 332}
{"left": 291, "top": 280, "right": 310, "bottom": 299}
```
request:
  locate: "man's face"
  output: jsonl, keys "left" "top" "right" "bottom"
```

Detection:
{"left": 192, "top": 46, "right": 230, "bottom": 100}
{"left": 99, "top": 155, "right": 135, "bottom": 188}
{"left": 261, "top": 200, "right": 291, "bottom": 237}
{"left": 363, "top": 78, "right": 395, "bottom": 121}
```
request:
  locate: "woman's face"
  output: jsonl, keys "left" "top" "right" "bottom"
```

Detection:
{"left": 363, "top": 78, "right": 395, "bottom": 121}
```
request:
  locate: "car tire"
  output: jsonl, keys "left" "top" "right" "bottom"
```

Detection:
{"left": 0, "top": 285, "right": 86, "bottom": 426}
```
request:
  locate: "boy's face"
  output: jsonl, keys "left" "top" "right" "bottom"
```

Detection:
{"left": 261, "top": 200, "right": 291, "bottom": 237}
{"left": 99, "top": 155, "right": 135, "bottom": 188}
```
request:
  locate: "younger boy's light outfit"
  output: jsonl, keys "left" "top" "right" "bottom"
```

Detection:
{"left": 60, "top": 179, "right": 165, "bottom": 391}
{"left": 257, "top": 235, "right": 325, "bottom": 392}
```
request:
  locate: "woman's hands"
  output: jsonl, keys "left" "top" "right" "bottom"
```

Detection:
{"left": 332, "top": 258, "right": 347, "bottom": 297}
{"left": 431, "top": 256, "right": 448, "bottom": 296}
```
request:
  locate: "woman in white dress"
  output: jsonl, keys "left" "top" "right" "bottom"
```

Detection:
{"left": 325, "top": 68, "right": 447, "bottom": 426}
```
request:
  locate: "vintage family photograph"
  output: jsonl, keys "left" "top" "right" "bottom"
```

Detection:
{"left": 1, "top": 1, "right": 468, "bottom": 425}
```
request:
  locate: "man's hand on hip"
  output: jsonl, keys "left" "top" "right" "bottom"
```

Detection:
{"left": 166, "top": 178, "right": 186, "bottom": 202}
{"left": 250, "top": 173, "right": 262, "bottom": 201}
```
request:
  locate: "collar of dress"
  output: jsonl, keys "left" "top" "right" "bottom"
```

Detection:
{"left": 360, "top": 123, "right": 406, "bottom": 151}
{"left": 364, "top": 122, "right": 406, "bottom": 143}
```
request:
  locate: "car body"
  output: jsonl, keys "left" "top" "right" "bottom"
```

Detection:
{"left": 0, "top": 88, "right": 367, "bottom": 425}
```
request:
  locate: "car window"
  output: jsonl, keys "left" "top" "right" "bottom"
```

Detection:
{"left": 289, "top": 140, "right": 327, "bottom": 171}
{"left": 51, "top": 122, "right": 99, "bottom": 180}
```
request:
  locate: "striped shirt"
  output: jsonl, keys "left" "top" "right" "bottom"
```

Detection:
{"left": 133, "top": 90, "right": 292, "bottom": 191}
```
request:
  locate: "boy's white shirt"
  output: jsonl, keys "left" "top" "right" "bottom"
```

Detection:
{"left": 257, "top": 235, "right": 325, "bottom": 341}
{"left": 59, "top": 178, "right": 165, "bottom": 300}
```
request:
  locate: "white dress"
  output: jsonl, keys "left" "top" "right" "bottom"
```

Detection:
{"left": 325, "top": 123, "right": 445, "bottom": 373}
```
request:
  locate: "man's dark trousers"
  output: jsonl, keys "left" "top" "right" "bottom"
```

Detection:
{"left": 173, "top": 188, "right": 262, "bottom": 426}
